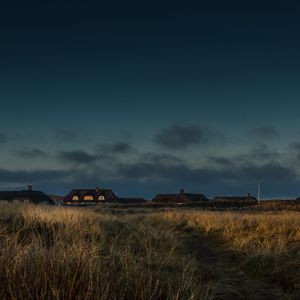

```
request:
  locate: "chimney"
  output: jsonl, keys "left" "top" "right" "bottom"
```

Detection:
{"left": 28, "top": 184, "right": 33, "bottom": 192}
{"left": 180, "top": 188, "right": 185, "bottom": 194}
{"left": 247, "top": 193, "right": 252, "bottom": 198}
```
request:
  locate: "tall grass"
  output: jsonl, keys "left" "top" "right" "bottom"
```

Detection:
{"left": 0, "top": 204, "right": 213, "bottom": 300}
{"left": 163, "top": 211, "right": 300, "bottom": 293}
{"left": 1, "top": 205, "right": 299, "bottom": 299}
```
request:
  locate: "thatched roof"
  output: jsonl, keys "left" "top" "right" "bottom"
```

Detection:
{"left": 213, "top": 195, "right": 258, "bottom": 202}
{"left": 0, "top": 190, "right": 56, "bottom": 205}
{"left": 152, "top": 191, "right": 208, "bottom": 203}
{"left": 64, "top": 188, "right": 118, "bottom": 203}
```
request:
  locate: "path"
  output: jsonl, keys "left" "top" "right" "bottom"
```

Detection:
{"left": 177, "top": 227, "right": 290, "bottom": 300}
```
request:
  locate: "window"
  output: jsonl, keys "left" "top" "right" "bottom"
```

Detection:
{"left": 24, "top": 200, "right": 30, "bottom": 204}
{"left": 84, "top": 195, "right": 93, "bottom": 201}
{"left": 14, "top": 199, "right": 19, "bottom": 203}
{"left": 98, "top": 196, "right": 105, "bottom": 201}
{"left": 72, "top": 196, "right": 79, "bottom": 201}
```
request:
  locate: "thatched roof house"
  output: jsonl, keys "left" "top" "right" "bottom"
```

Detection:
{"left": 152, "top": 189, "right": 209, "bottom": 203}
{"left": 213, "top": 193, "right": 258, "bottom": 202}
{"left": 0, "top": 185, "right": 56, "bottom": 205}
{"left": 63, "top": 187, "right": 118, "bottom": 205}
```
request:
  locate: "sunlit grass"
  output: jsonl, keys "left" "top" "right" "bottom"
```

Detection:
{"left": 163, "top": 211, "right": 300, "bottom": 293}
{"left": 0, "top": 204, "right": 213, "bottom": 300}
{"left": 0, "top": 204, "right": 299, "bottom": 299}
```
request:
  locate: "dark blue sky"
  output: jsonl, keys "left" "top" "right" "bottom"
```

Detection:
{"left": 1, "top": 0, "right": 300, "bottom": 198}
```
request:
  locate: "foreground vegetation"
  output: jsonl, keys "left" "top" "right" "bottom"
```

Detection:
{"left": 0, "top": 204, "right": 299, "bottom": 299}
{"left": 164, "top": 210, "right": 300, "bottom": 298}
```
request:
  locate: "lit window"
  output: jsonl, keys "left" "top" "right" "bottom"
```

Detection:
{"left": 98, "top": 196, "right": 105, "bottom": 201}
{"left": 24, "top": 200, "right": 30, "bottom": 204}
{"left": 72, "top": 196, "right": 79, "bottom": 200}
{"left": 84, "top": 196, "right": 93, "bottom": 201}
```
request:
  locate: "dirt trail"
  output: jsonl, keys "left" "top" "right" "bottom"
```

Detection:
{"left": 178, "top": 228, "right": 290, "bottom": 300}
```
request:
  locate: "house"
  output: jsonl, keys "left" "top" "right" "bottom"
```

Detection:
{"left": 63, "top": 187, "right": 118, "bottom": 205}
{"left": 0, "top": 185, "right": 56, "bottom": 205}
{"left": 152, "top": 189, "right": 209, "bottom": 203}
{"left": 213, "top": 193, "right": 258, "bottom": 202}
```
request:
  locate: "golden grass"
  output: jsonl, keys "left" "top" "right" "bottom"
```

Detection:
{"left": 0, "top": 204, "right": 215, "bottom": 300}
{"left": 163, "top": 211, "right": 300, "bottom": 293}
{"left": 0, "top": 204, "right": 299, "bottom": 299}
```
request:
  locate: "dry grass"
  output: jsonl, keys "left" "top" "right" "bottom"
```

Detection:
{"left": 163, "top": 211, "right": 300, "bottom": 295}
{"left": 0, "top": 204, "right": 215, "bottom": 300}
{"left": 0, "top": 204, "right": 299, "bottom": 299}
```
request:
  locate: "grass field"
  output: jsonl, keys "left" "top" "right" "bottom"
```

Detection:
{"left": 0, "top": 204, "right": 299, "bottom": 299}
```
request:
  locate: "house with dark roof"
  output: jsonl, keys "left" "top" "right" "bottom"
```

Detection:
{"left": 0, "top": 185, "right": 56, "bottom": 205}
{"left": 152, "top": 189, "right": 209, "bottom": 203}
{"left": 213, "top": 193, "right": 258, "bottom": 202}
{"left": 63, "top": 187, "right": 118, "bottom": 205}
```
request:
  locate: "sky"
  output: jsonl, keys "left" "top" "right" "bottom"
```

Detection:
{"left": 1, "top": 0, "right": 300, "bottom": 198}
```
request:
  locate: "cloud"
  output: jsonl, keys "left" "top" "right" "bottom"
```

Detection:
{"left": 237, "top": 161, "right": 296, "bottom": 182}
{"left": 209, "top": 143, "right": 281, "bottom": 168}
{"left": 246, "top": 143, "right": 280, "bottom": 161}
{"left": 15, "top": 148, "right": 47, "bottom": 158}
{"left": 208, "top": 156, "right": 234, "bottom": 167}
{"left": 97, "top": 142, "right": 134, "bottom": 154}
{"left": 57, "top": 142, "right": 134, "bottom": 167}
{"left": 111, "top": 142, "right": 132, "bottom": 153}
{"left": 0, "top": 130, "right": 297, "bottom": 198}
{"left": 115, "top": 155, "right": 296, "bottom": 184}
{"left": 51, "top": 141, "right": 298, "bottom": 197}
{"left": 248, "top": 127, "right": 280, "bottom": 140}
{"left": 154, "top": 124, "right": 217, "bottom": 149}
{"left": 234, "top": 143, "right": 281, "bottom": 163}
{"left": 0, "top": 153, "right": 297, "bottom": 198}
{"left": 57, "top": 150, "right": 98, "bottom": 164}
{"left": 0, "top": 169, "right": 70, "bottom": 184}
{"left": 290, "top": 142, "right": 300, "bottom": 153}
{"left": 289, "top": 142, "right": 300, "bottom": 163}
{"left": 140, "top": 152, "right": 183, "bottom": 165}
